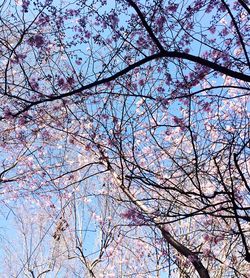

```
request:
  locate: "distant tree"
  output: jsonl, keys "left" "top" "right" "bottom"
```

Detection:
{"left": 0, "top": 0, "right": 249, "bottom": 277}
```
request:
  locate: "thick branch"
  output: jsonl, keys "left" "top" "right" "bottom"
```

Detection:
{"left": 97, "top": 148, "right": 210, "bottom": 278}
{"left": 5, "top": 51, "right": 250, "bottom": 119}
{"left": 126, "top": 0, "right": 165, "bottom": 52}
{"left": 238, "top": 0, "right": 250, "bottom": 14}
{"left": 221, "top": 0, "right": 250, "bottom": 68}
{"left": 160, "top": 228, "right": 210, "bottom": 278}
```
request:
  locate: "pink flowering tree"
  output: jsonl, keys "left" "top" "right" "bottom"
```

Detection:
{"left": 0, "top": 0, "right": 249, "bottom": 277}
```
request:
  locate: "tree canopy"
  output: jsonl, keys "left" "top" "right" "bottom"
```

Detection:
{"left": 0, "top": 0, "right": 249, "bottom": 277}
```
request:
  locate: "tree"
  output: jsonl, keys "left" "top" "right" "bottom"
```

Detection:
{"left": 0, "top": 0, "right": 249, "bottom": 277}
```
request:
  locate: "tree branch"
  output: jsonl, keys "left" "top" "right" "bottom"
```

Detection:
{"left": 5, "top": 51, "right": 250, "bottom": 119}
{"left": 221, "top": 0, "right": 250, "bottom": 68}
{"left": 126, "top": 0, "right": 165, "bottom": 52}
{"left": 97, "top": 147, "right": 210, "bottom": 278}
